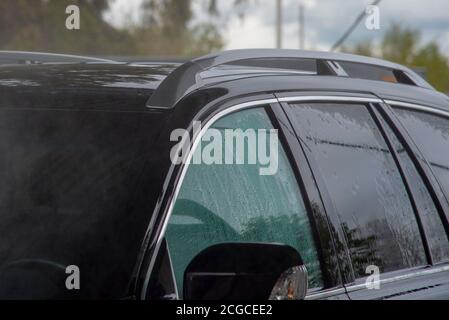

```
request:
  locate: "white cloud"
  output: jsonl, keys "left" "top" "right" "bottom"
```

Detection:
{"left": 226, "top": 15, "right": 275, "bottom": 49}
{"left": 104, "top": 0, "right": 143, "bottom": 29}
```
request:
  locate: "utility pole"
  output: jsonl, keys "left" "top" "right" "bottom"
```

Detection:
{"left": 299, "top": 3, "right": 305, "bottom": 50}
{"left": 276, "top": 0, "right": 282, "bottom": 49}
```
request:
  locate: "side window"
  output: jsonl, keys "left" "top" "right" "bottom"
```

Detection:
{"left": 289, "top": 102, "right": 427, "bottom": 278}
{"left": 165, "top": 107, "right": 323, "bottom": 296}
{"left": 379, "top": 115, "right": 449, "bottom": 263}
{"left": 0, "top": 108, "right": 157, "bottom": 299}
{"left": 392, "top": 108, "right": 449, "bottom": 201}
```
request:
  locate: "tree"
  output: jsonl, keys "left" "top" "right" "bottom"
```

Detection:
{"left": 412, "top": 42, "right": 449, "bottom": 92}
{"left": 0, "top": 0, "right": 135, "bottom": 55}
{"left": 343, "top": 41, "right": 375, "bottom": 57}
{"left": 132, "top": 0, "right": 224, "bottom": 57}
{"left": 381, "top": 23, "right": 419, "bottom": 65}
{"left": 0, "top": 0, "right": 226, "bottom": 57}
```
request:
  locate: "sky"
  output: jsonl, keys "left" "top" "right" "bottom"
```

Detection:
{"left": 104, "top": 0, "right": 449, "bottom": 54}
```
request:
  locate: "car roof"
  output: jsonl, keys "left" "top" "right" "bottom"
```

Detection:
{"left": 0, "top": 60, "right": 180, "bottom": 112}
{"left": 2, "top": 49, "right": 448, "bottom": 114}
{"left": 0, "top": 50, "right": 117, "bottom": 64}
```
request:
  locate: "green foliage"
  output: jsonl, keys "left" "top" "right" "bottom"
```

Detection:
{"left": 0, "top": 0, "right": 224, "bottom": 57}
{"left": 0, "top": 0, "right": 135, "bottom": 55}
{"left": 381, "top": 23, "right": 419, "bottom": 65}
{"left": 133, "top": 0, "right": 223, "bottom": 57}
{"left": 345, "top": 23, "right": 449, "bottom": 92}
{"left": 412, "top": 42, "right": 449, "bottom": 92}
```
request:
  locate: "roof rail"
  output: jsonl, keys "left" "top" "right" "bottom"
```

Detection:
{"left": 0, "top": 51, "right": 117, "bottom": 65}
{"left": 146, "top": 49, "right": 434, "bottom": 109}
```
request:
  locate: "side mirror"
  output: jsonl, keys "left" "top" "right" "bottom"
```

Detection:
{"left": 183, "top": 242, "right": 308, "bottom": 300}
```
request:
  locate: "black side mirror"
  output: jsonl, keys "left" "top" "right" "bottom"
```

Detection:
{"left": 184, "top": 242, "right": 308, "bottom": 300}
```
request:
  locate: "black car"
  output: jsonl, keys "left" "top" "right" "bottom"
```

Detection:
{"left": 0, "top": 49, "right": 449, "bottom": 300}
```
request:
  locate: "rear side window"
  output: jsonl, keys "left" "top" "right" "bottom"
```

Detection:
{"left": 392, "top": 108, "right": 449, "bottom": 200}
{"left": 289, "top": 102, "right": 427, "bottom": 277}
{"left": 379, "top": 115, "right": 449, "bottom": 262}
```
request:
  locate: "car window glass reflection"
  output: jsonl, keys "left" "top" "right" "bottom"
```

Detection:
{"left": 290, "top": 103, "right": 426, "bottom": 277}
{"left": 380, "top": 115, "right": 449, "bottom": 263}
{"left": 165, "top": 107, "right": 323, "bottom": 296}
{"left": 393, "top": 108, "right": 449, "bottom": 205}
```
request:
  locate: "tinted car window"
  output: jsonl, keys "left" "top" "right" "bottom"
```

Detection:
{"left": 165, "top": 107, "right": 323, "bottom": 295}
{"left": 337, "top": 61, "right": 398, "bottom": 83}
{"left": 0, "top": 108, "right": 165, "bottom": 299}
{"left": 379, "top": 115, "right": 449, "bottom": 263}
{"left": 393, "top": 108, "right": 449, "bottom": 200}
{"left": 290, "top": 103, "right": 427, "bottom": 277}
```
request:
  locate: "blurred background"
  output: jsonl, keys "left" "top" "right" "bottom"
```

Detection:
{"left": 1, "top": 0, "right": 449, "bottom": 92}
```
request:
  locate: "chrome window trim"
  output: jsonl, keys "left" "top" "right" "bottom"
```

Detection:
{"left": 305, "top": 287, "right": 347, "bottom": 300}
{"left": 385, "top": 100, "right": 449, "bottom": 119}
{"left": 141, "top": 95, "right": 384, "bottom": 300}
{"left": 345, "top": 265, "right": 449, "bottom": 293}
{"left": 165, "top": 241, "right": 180, "bottom": 299}
{"left": 278, "top": 95, "right": 382, "bottom": 104}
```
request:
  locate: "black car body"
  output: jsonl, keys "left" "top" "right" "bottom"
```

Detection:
{"left": 0, "top": 49, "right": 449, "bottom": 300}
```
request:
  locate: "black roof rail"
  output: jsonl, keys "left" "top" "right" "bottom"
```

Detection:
{"left": 0, "top": 51, "right": 117, "bottom": 65}
{"left": 146, "top": 49, "right": 434, "bottom": 109}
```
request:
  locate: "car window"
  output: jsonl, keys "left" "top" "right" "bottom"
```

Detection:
{"left": 379, "top": 115, "right": 449, "bottom": 263}
{"left": 0, "top": 108, "right": 164, "bottom": 299}
{"left": 165, "top": 107, "right": 323, "bottom": 296}
{"left": 289, "top": 102, "right": 427, "bottom": 278}
{"left": 392, "top": 108, "right": 449, "bottom": 201}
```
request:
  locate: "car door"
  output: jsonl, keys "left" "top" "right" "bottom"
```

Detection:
{"left": 278, "top": 92, "right": 449, "bottom": 300}
{"left": 145, "top": 98, "right": 349, "bottom": 300}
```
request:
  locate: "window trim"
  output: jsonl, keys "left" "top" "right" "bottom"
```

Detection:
{"left": 344, "top": 263, "right": 449, "bottom": 294}
{"left": 279, "top": 95, "right": 382, "bottom": 104}
{"left": 384, "top": 100, "right": 449, "bottom": 120}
